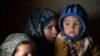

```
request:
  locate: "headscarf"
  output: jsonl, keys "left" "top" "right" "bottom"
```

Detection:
{"left": 24, "top": 8, "right": 57, "bottom": 42}
{"left": 0, "top": 33, "right": 31, "bottom": 56}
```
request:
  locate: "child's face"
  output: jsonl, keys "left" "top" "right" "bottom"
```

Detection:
{"left": 44, "top": 17, "right": 57, "bottom": 43}
{"left": 14, "top": 44, "right": 35, "bottom": 56}
{"left": 63, "top": 16, "right": 82, "bottom": 37}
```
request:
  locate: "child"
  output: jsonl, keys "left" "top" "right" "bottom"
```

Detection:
{"left": 0, "top": 33, "right": 36, "bottom": 56}
{"left": 54, "top": 4, "right": 100, "bottom": 56}
{"left": 13, "top": 41, "right": 37, "bottom": 56}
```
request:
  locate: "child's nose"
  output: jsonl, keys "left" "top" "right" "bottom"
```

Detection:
{"left": 70, "top": 25, "right": 75, "bottom": 30}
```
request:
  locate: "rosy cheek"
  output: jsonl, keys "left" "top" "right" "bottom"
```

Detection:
{"left": 64, "top": 28, "right": 69, "bottom": 33}
{"left": 64, "top": 31, "right": 68, "bottom": 35}
{"left": 75, "top": 28, "right": 81, "bottom": 35}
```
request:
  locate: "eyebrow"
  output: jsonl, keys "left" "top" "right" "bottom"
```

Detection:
{"left": 63, "top": 19, "right": 81, "bottom": 22}
{"left": 75, "top": 19, "right": 82, "bottom": 23}
{"left": 63, "top": 19, "right": 69, "bottom": 22}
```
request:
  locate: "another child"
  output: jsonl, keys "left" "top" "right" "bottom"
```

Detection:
{"left": 0, "top": 33, "right": 37, "bottom": 56}
{"left": 13, "top": 41, "right": 36, "bottom": 56}
{"left": 54, "top": 4, "right": 100, "bottom": 56}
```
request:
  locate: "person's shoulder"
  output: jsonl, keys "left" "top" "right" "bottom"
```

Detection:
{"left": 57, "top": 32, "right": 65, "bottom": 40}
{"left": 55, "top": 32, "right": 68, "bottom": 45}
{"left": 56, "top": 32, "right": 70, "bottom": 42}
{"left": 80, "top": 35, "right": 93, "bottom": 49}
{"left": 85, "top": 35, "right": 93, "bottom": 43}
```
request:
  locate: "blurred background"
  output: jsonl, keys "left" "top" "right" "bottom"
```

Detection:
{"left": 1, "top": 0, "right": 100, "bottom": 45}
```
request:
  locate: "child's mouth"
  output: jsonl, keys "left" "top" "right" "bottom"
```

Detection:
{"left": 68, "top": 31, "right": 76, "bottom": 37}
{"left": 69, "top": 31, "right": 75, "bottom": 34}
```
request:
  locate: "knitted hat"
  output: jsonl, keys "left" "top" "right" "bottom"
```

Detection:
{"left": 58, "top": 4, "right": 88, "bottom": 41}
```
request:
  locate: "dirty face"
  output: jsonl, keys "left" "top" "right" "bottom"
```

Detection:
{"left": 43, "top": 17, "right": 58, "bottom": 43}
{"left": 63, "top": 16, "right": 82, "bottom": 37}
{"left": 14, "top": 44, "right": 36, "bottom": 56}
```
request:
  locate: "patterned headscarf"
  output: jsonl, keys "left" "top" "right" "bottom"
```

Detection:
{"left": 24, "top": 8, "right": 57, "bottom": 41}
{"left": 0, "top": 33, "right": 31, "bottom": 56}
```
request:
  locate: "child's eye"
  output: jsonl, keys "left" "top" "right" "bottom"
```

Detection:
{"left": 66, "top": 23, "right": 69, "bottom": 26}
{"left": 45, "top": 26, "right": 52, "bottom": 31}
{"left": 47, "top": 26, "right": 51, "bottom": 29}
{"left": 74, "top": 22, "right": 81, "bottom": 26}
{"left": 74, "top": 23, "right": 78, "bottom": 25}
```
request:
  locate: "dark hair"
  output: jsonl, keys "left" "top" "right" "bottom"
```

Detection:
{"left": 12, "top": 41, "right": 37, "bottom": 56}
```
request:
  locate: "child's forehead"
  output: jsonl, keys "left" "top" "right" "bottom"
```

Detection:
{"left": 63, "top": 15, "right": 81, "bottom": 22}
{"left": 18, "top": 44, "right": 34, "bottom": 50}
{"left": 19, "top": 44, "right": 32, "bottom": 47}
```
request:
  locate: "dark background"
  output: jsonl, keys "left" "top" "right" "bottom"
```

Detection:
{"left": 1, "top": 0, "right": 100, "bottom": 45}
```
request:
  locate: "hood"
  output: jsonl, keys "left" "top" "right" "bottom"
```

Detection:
{"left": 0, "top": 33, "right": 31, "bottom": 56}
{"left": 24, "top": 8, "right": 57, "bottom": 41}
{"left": 58, "top": 4, "right": 88, "bottom": 41}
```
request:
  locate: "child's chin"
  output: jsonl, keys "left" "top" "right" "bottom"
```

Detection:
{"left": 69, "top": 34, "right": 76, "bottom": 37}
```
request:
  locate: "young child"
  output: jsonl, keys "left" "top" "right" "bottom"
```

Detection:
{"left": 13, "top": 41, "right": 37, "bottom": 56}
{"left": 0, "top": 33, "right": 37, "bottom": 56}
{"left": 54, "top": 4, "right": 100, "bottom": 56}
